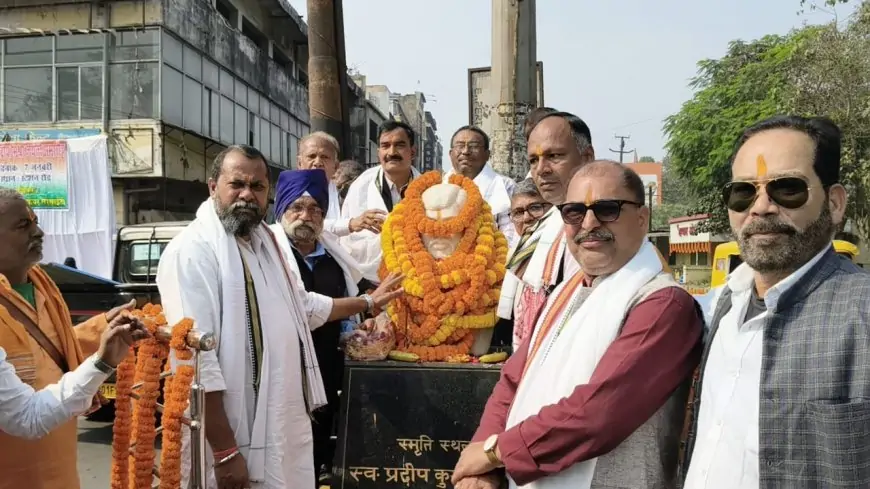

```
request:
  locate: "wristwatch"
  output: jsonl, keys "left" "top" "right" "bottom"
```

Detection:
{"left": 483, "top": 434, "right": 502, "bottom": 467}
{"left": 361, "top": 293, "right": 375, "bottom": 314}
{"left": 92, "top": 354, "right": 117, "bottom": 375}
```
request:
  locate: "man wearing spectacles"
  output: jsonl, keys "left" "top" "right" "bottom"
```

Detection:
{"left": 446, "top": 125, "right": 518, "bottom": 248}
{"left": 681, "top": 115, "right": 870, "bottom": 489}
{"left": 496, "top": 111, "right": 595, "bottom": 358}
{"left": 454, "top": 160, "right": 702, "bottom": 489}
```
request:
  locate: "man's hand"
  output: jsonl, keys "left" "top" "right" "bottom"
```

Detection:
{"left": 349, "top": 209, "right": 387, "bottom": 234}
{"left": 96, "top": 311, "right": 151, "bottom": 367}
{"left": 105, "top": 299, "right": 137, "bottom": 322}
{"left": 83, "top": 393, "right": 108, "bottom": 416}
{"left": 453, "top": 442, "right": 498, "bottom": 484}
{"left": 370, "top": 272, "right": 405, "bottom": 309}
{"left": 214, "top": 453, "right": 250, "bottom": 489}
{"left": 455, "top": 473, "right": 501, "bottom": 489}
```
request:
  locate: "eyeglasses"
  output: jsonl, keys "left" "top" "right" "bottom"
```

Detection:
{"left": 557, "top": 200, "right": 643, "bottom": 225}
{"left": 722, "top": 177, "right": 813, "bottom": 212}
{"left": 509, "top": 202, "right": 552, "bottom": 222}
{"left": 288, "top": 204, "right": 324, "bottom": 218}
{"left": 451, "top": 142, "right": 484, "bottom": 153}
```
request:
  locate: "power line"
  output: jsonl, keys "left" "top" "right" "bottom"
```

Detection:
{"left": 609, "top": 134, "right": 634, "bottom": 164}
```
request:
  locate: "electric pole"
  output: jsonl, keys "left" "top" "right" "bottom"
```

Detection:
{"left": 609, "top": 135, "right": 634, "bottom": 163}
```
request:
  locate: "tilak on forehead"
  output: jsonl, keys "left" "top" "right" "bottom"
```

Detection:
{"left": 584, "top": 187, "right": 594, "bottom": 206}
{"left": 756, "top": 154, "right": 768, "bottom": 179}
{"left": 533, "top": 144, "right": 544, "bottom": 157}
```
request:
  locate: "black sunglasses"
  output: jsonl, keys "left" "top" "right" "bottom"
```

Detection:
{"left": 723, "top": 177, "right": 814, "bottom": 212}
{"left": 557, "top": 200, "right": 643, "bottom": 225}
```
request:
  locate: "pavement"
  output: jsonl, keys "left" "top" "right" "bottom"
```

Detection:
{"left": 77, "top": 417, "right": 161, "bottom": 489}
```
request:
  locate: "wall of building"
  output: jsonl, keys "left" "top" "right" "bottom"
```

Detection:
{"left": 625, "top": 161, "right": 663, "bottom": 205}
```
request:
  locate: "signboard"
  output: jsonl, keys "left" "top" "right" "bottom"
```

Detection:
{"left": 0, "top": 128, "right": 100, "bottom": 141}
{"left": 335, "top": 361, "right": 501, "bottom": 488}
{"left": 468, "top": 62, "right": 545, "bottom": 131}
{"left": 0, "top": 141, "right": 70, "bottom": 209}
{"left": 669, "top": 217, "right": 713, "bottom": 244}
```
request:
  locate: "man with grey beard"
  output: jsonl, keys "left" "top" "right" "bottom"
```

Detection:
{"left": 681, "top": 116, "right": 870, "bottom": 489}
{"left": 156, "top": 146, "right": 402, "bottom": 489}
{"left": 268, "top": 168, "right": 374, "bottom": 484}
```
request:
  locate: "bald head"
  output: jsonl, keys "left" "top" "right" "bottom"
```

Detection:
{"left": 0, "top": 188, "right": 25, "bottom": 204}
{"left": 567, "top": 160, "right": 645, "bottom": 204}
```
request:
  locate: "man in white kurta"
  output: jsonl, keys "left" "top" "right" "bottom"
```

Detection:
{"left": 446, "top": 125, "right": 518, "bottom": 248}
{"left": 296, "top": 131, "right": 386, "bottom": 238}
{"left": 341, "top": 120, "right": 421, "bottom": 282}
{"left": 157, "top": 145, "right": 402, "bottom": 489}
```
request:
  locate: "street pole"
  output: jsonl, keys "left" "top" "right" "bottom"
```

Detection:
{"left": 647, "top": 183, "right": 656, "bottom": 232}
{"left": 490, "top": 0, "right": 537, "bottom": 180}
{"left": 609, "top": 135, "right": 634, "bottom": 164}
{"left": 307, "top": 0, "right": 347, "bottom": 153}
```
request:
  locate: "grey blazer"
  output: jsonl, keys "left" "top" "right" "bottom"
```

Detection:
{"left": 681, "top": 249, "right": 870, "bottom": 488}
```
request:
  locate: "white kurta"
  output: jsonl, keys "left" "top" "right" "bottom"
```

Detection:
{"left": 684, "top": 246, "right": 829, "bottom": 489}
{"left": 324, "top": 181, "right": 352, "bottom": 237}
{"left": 496, "top": 208, "right": 579, "bottom": 320}
{"left": 339, "top": 165, "right": 420, "bottom": 282}
{"left": 158, "top": 202, "right": 332, "bottom": 489}
{"left": 446, "top": 164, "right": 518, "bottom": 248}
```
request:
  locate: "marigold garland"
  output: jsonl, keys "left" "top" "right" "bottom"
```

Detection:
{"left": 381, "top": 171, "right": 509, "bottom": 361}
{"left": 110, "top": 304, "right": 197, "bottom": 489}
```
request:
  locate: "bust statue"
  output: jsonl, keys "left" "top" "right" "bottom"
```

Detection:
{"left": 380, "top": 171, "right": 509, "bottom": 362}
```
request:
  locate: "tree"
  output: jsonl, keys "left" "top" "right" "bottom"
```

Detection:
{"left": 638, "top": 156, "right": 656, "bottom": 163}
{"left": 664, "top": 33, "right": 814, "bottom": 234}
{"left": 650, "top": 156, "right": 693, "bottom": 231}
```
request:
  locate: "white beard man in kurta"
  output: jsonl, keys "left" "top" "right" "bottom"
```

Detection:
{"left": 157, "top": 144, "right": 403, "bottom": 489}
{"left": 445, "top": 125, "right": 519, "bottom": 248}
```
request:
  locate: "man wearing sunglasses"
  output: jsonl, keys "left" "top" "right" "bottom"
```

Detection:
{"left": 681, "top": 115, "right": 870, "bottom": 489}
{"left": 496, "top": 111, "right": 595, "bottom": 357}
{"left": 454, "top": 160, "right": 702, "bottom": 489}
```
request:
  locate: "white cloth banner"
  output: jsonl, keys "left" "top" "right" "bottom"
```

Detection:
{"left": 29, "top": 135, "right": 115, "bottom": 278}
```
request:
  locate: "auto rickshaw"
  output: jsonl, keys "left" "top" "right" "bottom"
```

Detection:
{"left": 709, "top": 239, "right": 859, "bottom": 288}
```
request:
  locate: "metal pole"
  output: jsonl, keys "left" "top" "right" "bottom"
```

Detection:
{"left": 189, "top": 350, "right": 208, "bottom": 489}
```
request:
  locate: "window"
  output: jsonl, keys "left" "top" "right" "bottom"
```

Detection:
{"left": 183, "top": 45, "right": 201, "bottom": 81}
{"left": 109, "top": 62, "right": 158, "bottom": 119}
{"left": 203, "top": 58, "right": 219, "bottom": 89}
{"left": 219, "top": 69, "right": 233, "bottom": 97}
{"left": 161, "top": 65, "right": 183, "bottom": 125}
{"left": 234, "top": 103, "right": 247, "bottom": 145}
{"left": 56, "top": 34, "right": 103, "bottom": 64}
{"left": 127, "top": 242, "right": 167, "bottom": 278}
{"left": 56, "top": 67, "right": 79, "bottom": 120}
{"left": 203, "top": 88, "right": 214, "bottom": 138}
{"left": 161, "top": 31, "right": 183, "bottom": 69}
{"left": 271, "top": 124, "right": 280, "bottom": 164}
{"left": 4, "top": 37, "right": 52, "bottom": 66}
{"left": 110, "top": 30, "right": 158, "bottom": 61}
{"left": 220, "top": 96, "right": 233, "bottom": 144}
{"left": 183, "top": 77, "right": 202, "bottom": 133}
{"left": 4, "top": 67, "right": 52, "bottom": 122}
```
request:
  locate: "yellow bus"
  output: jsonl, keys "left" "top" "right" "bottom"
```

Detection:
{"left": 710, "top": 239, "right": 859, "bottom": 288}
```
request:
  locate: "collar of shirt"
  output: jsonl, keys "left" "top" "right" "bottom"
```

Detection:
{"left": 383, "top": 171, "right": 411, "bottom": 195}
{"left": 291, "top": 241, "right": 326, "bottom": 270}
{"left": 726, "top": 244, "right": 832, "bottom": 311}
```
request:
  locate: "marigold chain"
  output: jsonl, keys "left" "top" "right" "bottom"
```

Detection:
{"left": 110, "top": 304, "right": 216, "bottom": 489}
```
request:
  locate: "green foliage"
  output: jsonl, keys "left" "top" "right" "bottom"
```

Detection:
{"left": 638, "top": 156, "right": 656, "bottom": 163}
{"left": 663, "top": 33, "right": 817, "bottom": 234}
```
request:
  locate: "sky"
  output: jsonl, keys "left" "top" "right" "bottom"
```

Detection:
{"left": 287, "top": 0, "right": 857, "bottom": 170}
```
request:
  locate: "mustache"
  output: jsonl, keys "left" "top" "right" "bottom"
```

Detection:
{"left": 229, "top": 201, "right": 261, "bottom": 213}
{"left": 573, "top": 229, "right": 614, "bottom": 244}
{"left": 741, "top": 218, "right": 797, "bottom": 237}
{"left": 29, "top": 239, "right": 43, "bottom": 250}
{"left": 386, "top": 155, "right": 403, "bottom": 162}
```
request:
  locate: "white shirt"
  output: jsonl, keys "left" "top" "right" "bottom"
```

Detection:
{"left": 0, "top": 350, "right": 108, "bottom": 440}
{"left": 684, "top": 245, "right": 831, "bottom": 489}
{"left": 446, "top": 164, "right": 519, "bottom": 248}
{"left": 323, "top": 181, "right": 352, "bottom": 237}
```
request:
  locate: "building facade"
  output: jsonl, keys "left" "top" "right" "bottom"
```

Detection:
{"left": 422, "top": 111, "right": 441, "bottom": 173}
{"left": 0, "top": 0, "right": 311, "bottom": 224}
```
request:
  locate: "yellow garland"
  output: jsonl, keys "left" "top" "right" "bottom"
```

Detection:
{"left": 381, "top": 171, "right": 509, "bottom": 361}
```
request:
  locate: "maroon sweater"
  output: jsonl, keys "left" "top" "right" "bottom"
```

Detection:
{"left": 472, "top": 286, "right": 702, "bottom": 485}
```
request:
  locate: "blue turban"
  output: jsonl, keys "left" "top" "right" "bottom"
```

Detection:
{"left": 274, "top": 169, "right": 330, "bottom": 217}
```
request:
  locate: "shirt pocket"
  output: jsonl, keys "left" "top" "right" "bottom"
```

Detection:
{"left": 805, "top": 399, "right": 870, "bottom": 487}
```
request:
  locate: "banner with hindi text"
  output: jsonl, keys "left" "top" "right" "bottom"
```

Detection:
{"left": 0, "top": 140, "right": 70, "bottom": 210}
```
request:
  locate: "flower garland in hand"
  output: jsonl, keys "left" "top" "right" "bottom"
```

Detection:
{"left": 110, "top": 304, "right": 197, "bottom": 489}
{"left": 159, "top": 318, "right": 195, "bottom": 489}
{"left": 381, "top": 171, "right": 509, "bottom": 361}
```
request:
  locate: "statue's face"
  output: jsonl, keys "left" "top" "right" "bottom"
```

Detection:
{"left": 421, "top": 181, "right": 467, "bottom": 259}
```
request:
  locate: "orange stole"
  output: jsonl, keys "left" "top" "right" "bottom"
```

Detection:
{"left": 0, "top": 265, "right": 105, "bottom": 489}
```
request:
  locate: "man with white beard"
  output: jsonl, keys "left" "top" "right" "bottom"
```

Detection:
{"left": 157, "top": 145, "right": 403, "bottom": 489}
{"left": 268, "top": 168, "right": 375, "bottom": 484}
